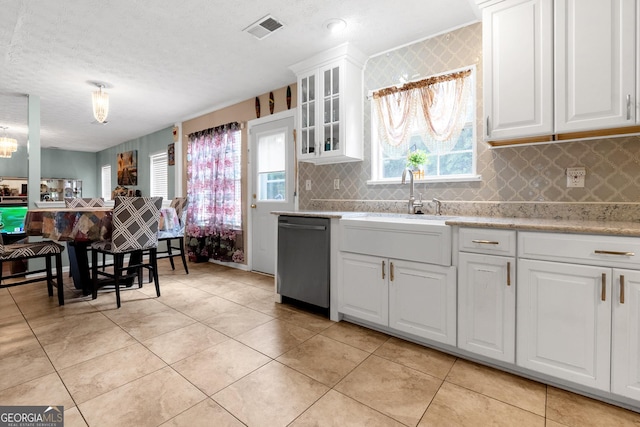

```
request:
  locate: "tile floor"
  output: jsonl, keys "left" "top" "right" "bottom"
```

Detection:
{"left": 1, "top": 260, "right": 640, "bottom": 426}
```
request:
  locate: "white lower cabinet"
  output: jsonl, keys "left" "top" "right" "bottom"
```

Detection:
{"left": 612, "top": 269, "right": 640, "bottom": 400}
{"left": 338, "top": 252, "right": 388, "bottom": 326}
{"left": 389, "top": 259, "right": 456, "bottom": 346}
{"left": 458, "top": 252, "right": 515, "bottom": 363}
{"left": 517, "top": 259, "right": 612, "bottom": 390}
{"left": 338, "top": 252, "right": 456, "bottom": 346}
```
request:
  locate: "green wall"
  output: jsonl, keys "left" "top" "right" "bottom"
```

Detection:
{"left": 96, "top": 126, "right": 175, "bottom": 200}
{"left": 0, "top": 146, "right": 98, "bottom": 196}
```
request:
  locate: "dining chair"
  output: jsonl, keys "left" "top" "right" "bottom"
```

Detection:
{"left": 0, "top": 233, "right": 66, "bottom": 305}
{"left": 90, "top": 196, "right": 162, "bottom": 308}
{"left": 156, "top": 197, "right": 189, "bottom": 274}
{"left": 64, "top": 197, "right": 107, "bottom": 274}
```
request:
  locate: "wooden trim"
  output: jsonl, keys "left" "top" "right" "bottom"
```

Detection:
{"left": 487, "top": 135, "right": 554, "bottom": 147}
{"left": 556, "top": 126, "right": 640, "bottom": 141}
{"left": 487, "top": 125, "right": 640, "bottom": 147}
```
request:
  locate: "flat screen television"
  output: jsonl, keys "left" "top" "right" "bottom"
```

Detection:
{"left": 0, "top": 206, "right": 28, "bottom": 234}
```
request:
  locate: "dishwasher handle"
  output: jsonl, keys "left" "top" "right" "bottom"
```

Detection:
{"left": 279, "top": 223, "right": 327, "bottom": 231}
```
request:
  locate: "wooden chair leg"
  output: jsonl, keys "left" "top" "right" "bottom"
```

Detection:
{"left": 114, "top": 254, "right": 123, "bottom": 309}
{"left": 151, "top": 248, "right": 161, "bottom": 297}
{"left": 178, "top": 237, "right": 189, "bottom": 274}
{"left": 166, "top": 240, "right": 175, "bottom": 270}
{"left": 45, "top": 255, "right": 54, "bottom": 297}
{"left": 56, "top": 253, "right": 64, "bottom": 306}
{"left": 92, "top": 249, "right": 99, "bottom": 300}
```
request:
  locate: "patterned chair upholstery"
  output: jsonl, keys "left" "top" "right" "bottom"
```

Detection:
{"left": 64, "top": 197, "right": 105, "bottom": 208}
{"left": 64, "top": 197, "right": 107, "bottom": 275}
{"left": 90, "top": 196, "right": 162, "bottom": 308}
{"left": 0, "top": 233, "right": 66, "bottom": 305}
{"left": 154, "top": 197, "right": 189, "bottom": 275}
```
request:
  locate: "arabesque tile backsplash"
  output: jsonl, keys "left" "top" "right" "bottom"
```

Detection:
{"left": 297, "top": 22, "right": 640, "bottom": 218}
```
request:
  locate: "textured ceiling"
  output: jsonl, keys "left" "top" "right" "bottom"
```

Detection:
{"left": 0, "top": 0, "right": 479, "bottom": 152}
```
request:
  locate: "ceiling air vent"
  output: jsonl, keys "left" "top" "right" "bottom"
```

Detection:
{"left": 244, "top": 15, "right": 283, "bottom": 40}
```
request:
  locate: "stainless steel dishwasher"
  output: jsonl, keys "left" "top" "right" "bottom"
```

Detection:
{"left": 277, "top": 215, "right": 330, "bottom": 308}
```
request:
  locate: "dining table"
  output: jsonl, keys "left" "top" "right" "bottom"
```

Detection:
{"left": 24, "top": 206, "right": 180, "bottom": 295}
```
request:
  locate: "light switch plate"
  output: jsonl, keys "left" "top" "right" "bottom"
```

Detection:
{"left": 334, "top": 179, "right": 340, "bottom": 190}
{"left": 305, "top": 180, "right": 311, "bottom": 191}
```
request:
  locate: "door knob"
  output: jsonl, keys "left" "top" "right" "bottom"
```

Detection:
{"left": 250, "top": 204, "right": 257, "bottom": 208}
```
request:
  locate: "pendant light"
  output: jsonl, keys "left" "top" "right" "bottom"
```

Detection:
{"left": 92, "top": 83, "right": 109, "bottom": 123}
{"left": 0, "top": 127, "right": 18, "bottom": 158}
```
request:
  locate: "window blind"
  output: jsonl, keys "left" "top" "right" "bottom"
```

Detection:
{"left": 150, "top": 152, "right": 168, "bottom": 200}
{"left": 101, "top": 165, "right": 111, "bottom": 199}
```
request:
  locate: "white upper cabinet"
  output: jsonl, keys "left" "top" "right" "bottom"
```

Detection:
{"left": 555, "top": 0, "right": 636, "bottom": 133}
{"left": 481, "top": 0, "right": 639, "bottom": 145}
{"left": 290, "top": 43, "right": 367, "bottom": 164}
{"left": 483, "top": 0, "right": 554, "bottom": 141}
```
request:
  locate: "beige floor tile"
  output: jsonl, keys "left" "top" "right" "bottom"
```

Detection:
{"left": 31, "top": 311, "right": 114, "bottom": 346}
{"left": 321, "top": 321, "right": 389, "bottom": 353}
{"left": 334, "top": 355, "right": 442, "bottom": 426}
{"left": 172, "top": 339, "right": 271, "bottom": 396}
{"left": 290, "top": 389, "right": 405, "bottom": 427}
{"left": 202, "top": 305, "right": 274, "bottom": 337}
{"left": 99, "top": 297, "right": 172, "bottom": 325}
{"left": 0, "top": 314, "right": 41, "bottom": 358}
{"left": 153, "top": 286, "right": 215, "bottom": 309}
{"left": 0, "top": 347, "right": 54, "bottom": 391}
{"left": 277, "top": 334, "right": 369, "bottom": 386}
{"left": 236, "top": 319, "right": 316, "bottom": 358}
{"left": 171, "top": 294, "right": 242, "bottom": 321}
{"left": 119, "top": 308, "right": 196, "bottom": 341}
{"left": 419, "top": 382, "right": 545, "bottom": 427}
{"left": 21, "top": 299, "right": 98, "bottom": 329}
{"left": 161, "top": 399, "right": 244, "bottom": 427}
{"left": 445, "top": 359, "right": 547, "bottom": 416}
{"left": 63, "top": 406, "right": 88, "bottom": 427}
{"left": 374, "top": 337, "right": 457, "bottom": 379}
{"left": 189, "top": 277, "right": 242, "bottom": 295}
{"left": 58, "top": 343, "right": 167, "bottom": 404}
{"left": 142, "top": 323, "right": 228, "bottom": 364}
{"left": 78, "top": 366, "right": 206, "bottom": 427}
{"left": 219, "top": 284, "right": 273, "bottom": 305}
{"left": 545, "top": 421, "right": 569, "bottom": 427}
{"left": 42, "top": 324, "right": 137, "bottom": 370}
{"left": 546, "top": 386, "right": 640, "bottom": 427}
{"left": 213, "top": 361, "right": 329, "bottom": 427}
{"left": 0, "top": 372, "right": 74, "bottom": 408}
{"left": 277, "top": 308, "right": 335, "bottom": 333}
{"left": 0, "top": 290, "right": 21, "bottom": 319}
{"left": 244, "top": 296, "right": 302, "bottom": 318}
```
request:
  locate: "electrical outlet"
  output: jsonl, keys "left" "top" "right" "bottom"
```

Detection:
{"left": 566, "top": 167, "right": 586, "bottom": 188}
{"left": 305, "top": 180, "right": 311, "bottom": 191}
{"left": 334, "top": 179, "right": 340, "bottom": 190}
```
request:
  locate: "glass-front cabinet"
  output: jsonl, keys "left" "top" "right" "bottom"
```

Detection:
{"left": 291, "top": 43, "right": 367, "bottom": 164}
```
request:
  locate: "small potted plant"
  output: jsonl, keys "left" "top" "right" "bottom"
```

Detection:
{"left": 406, "top": 149, "right": 429, "bottom": 179}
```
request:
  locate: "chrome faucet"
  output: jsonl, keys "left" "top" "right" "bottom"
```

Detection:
{"left": 401, "top": 168, "right": 423, "bottom": 214}
{"left": 432, "top": 198, "right": 442, "bottom": 216}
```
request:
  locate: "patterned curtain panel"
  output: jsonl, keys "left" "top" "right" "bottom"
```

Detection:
{"left": 186, "top": 122, "right": 244, "bottom": 263}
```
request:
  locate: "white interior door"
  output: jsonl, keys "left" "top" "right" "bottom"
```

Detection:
{"left": 249, "top": 112, "right": 295, "bottom": 275}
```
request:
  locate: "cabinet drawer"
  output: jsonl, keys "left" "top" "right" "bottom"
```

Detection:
{"left": 459, "top": 228, "right": 516, "bottom": 256}
{"left": 519, "top": 231, "right": 640, "bottom": 268}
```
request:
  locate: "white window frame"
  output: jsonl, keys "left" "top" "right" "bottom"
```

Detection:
{"left": 101, "top": 165, "right": 112, "bottom": 200}
{"left": 149, "top": 151, "right": 168, "bottom": 200}
{"left": 368, "top": 65, "right": 481, "bottom": 184}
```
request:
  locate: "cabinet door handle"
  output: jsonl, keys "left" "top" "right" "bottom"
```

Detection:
{"left": 627, "top": 94, "right": 632, "bottom": 120}
{"left": 507, "top": 262, "right": 511, "bottom": 286}
{"left": 390, "top": 262, "right": 395, "bottom": 282}
{"left": 472, "top": 239, "right": 500, "bottom": 245}
{"left": 381, "top": 261, "right": 385, "bottom": 280}
{"left": 486, "top": 116, "right": 490, "bottom": 137}
{"left": 620, "top": 275, "right": 625, "bottom": 304}
{"left": 594, "top": 250, "right": 635, "bottom": 257}
{"left": 601, "top": 273, "right": 606, "bottom": 301}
